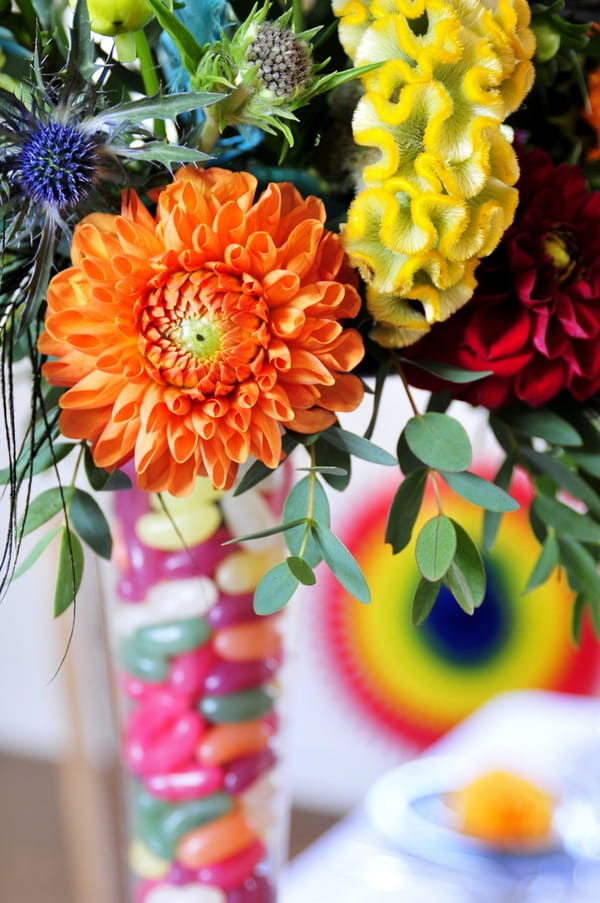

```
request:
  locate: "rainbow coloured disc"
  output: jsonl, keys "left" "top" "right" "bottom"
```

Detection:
{"left": 323, "top": 472, "right": 599, "bottom": 748}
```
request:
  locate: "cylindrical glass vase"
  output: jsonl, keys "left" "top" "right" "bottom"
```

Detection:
{"left": 103, "top": 467, "right": 293, "bottom": 903}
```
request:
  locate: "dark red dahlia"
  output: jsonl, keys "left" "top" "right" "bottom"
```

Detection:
{"left": 403, "top": 147, "right": 600, "bottom": 408}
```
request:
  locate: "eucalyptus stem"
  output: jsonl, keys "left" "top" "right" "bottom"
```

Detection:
{"left": 135, "top": 29, "right": 166, "bottom": 138}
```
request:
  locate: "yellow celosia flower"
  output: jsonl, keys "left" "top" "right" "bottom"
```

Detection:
{"left": 333, "top": 0, "right": 536, "bottom": 346}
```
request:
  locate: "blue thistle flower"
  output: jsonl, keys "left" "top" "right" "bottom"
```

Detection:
{"left": 17, "top": 120, "right": 100, "bottom": 209}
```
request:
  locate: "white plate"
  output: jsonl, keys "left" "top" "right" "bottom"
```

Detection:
{"left": 365, "top": 756, "right": 562, "bottom": 863}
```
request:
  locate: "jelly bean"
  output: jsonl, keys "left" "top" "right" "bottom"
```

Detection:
{"left": 167, "top": 862, "right": 197, "bottom": 885}
{"left": 199, "top": 688, "right": 275, "bottom": 724}
{"left": 129, "top": 839, "right": 170, "bottom": 880}
{"left": 136, "top": 787, "right": 170, "bottom": 819}
{"left": 176, "top": 809, "right": 258, "bottom": 870}
{"left": 215, "top": 551, "right": 278, "bottom": 595}
{"left": 146, "top": 579, "right": 219, "bottom": 621}
{"left": 220, "top": 491, "right": 282, "bottom": 553}
{"left": 159, "top": 793, "right": 235, "bottom": 856}
{"left": 135, "top": 618, "right": 212, "bottom": 657}
{"left": 170, "top": 646, "right": 219, "bottom": 697}
{"left": 161, "top": 532, "right": 231, "bottom": 581}
{"left": 120, "top": 635, "right": 170, "bottom": 683}
{"left": 145, "top": 885, "right": 226, "bottom": 903}
{"left": 227, "top": 873, "right": 275, "bottom": 903}
{"left": 203, "top": 660, "right": 277, "bottom": 696}
{"left": 143, "top": 763, "right": 224, "bottom": 803}
{"left": 124, "top": 692, "right": 205, "bottom": 777}
{"left": 137, "top": 503, "right": 222, "bottom": 550}
{"left": 196, "top": 840, "right": 266, "bottom": 891}
{"left": 198, "top": 720, "right": 274, "bottom": 766}
{"left": 241, "top": 774, "right": 280, "bottom": 835}
{"left": 135, "top": 878, "right": 161, "bottom": 903}
{"left": 149, "top": 480, "right": 224, "bottom": 511}
{"left": 205, "top": 595, "right": 256, "bottom": 630}
{"left": 224, "top": 749, "right": 277, "bottom": 795}
{"left": 213, "top": 623, "right": 281, "bottom": 663}
{"left": 120, "top": 672, "right": 169, "bottom": 701}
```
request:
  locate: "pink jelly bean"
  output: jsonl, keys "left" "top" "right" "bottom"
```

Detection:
{"left": 124, "top": 690, "right": 206, "bottom": 777}
{"left": 121, "top": 673, "right": 169, "bottom": 702}
{"left": 170, "top": 645, "right": 219, "bottom": 697}
{"left": 205, "top": 594, "right": 257, "bottom": 629}
{"left": 203, "top": 659, "right": 277, "bottom": 696}
{"left": 143, "top": 762, "right": 225, "bottom": 802}
{"left": 135, "top": 878, "right": 160, "bottom": 903}
{"left": 227, "top": 873, "right": 276, "bottom": 903}
{"left": 224, "top": 748, "right": 277, "bottom": 795}
{"left": 161, "top": 528, "right": 231, "bottom": 580}
{"left": 167, "top": 861, "right": 197, "bottom": 885}
{"left": 196, "top": 840, "right": 266, "bottom": 890}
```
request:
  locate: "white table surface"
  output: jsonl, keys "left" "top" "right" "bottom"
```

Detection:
{"left": 281, "top": 691, "right": 600, "bottom": 902}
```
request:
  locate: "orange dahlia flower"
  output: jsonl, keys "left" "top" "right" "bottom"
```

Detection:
{"left": 39, "top": 167, "right": 364, "bottom": 494}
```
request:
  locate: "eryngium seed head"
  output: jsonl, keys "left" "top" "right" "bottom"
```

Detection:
{"left": 246, "top": 25, "right": 311, "bottom": 98}
{"left": 18, "top": 120, "right": 100, "bottom": 209}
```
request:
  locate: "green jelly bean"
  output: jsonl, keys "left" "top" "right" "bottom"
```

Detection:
{"left": 137, "top": 792, "right": 234, "bottom": 860}
{"left": 134, "top": 617, "right": 211, "bottom": 657}
{"left": 119, "top": 636, "right": 169, "bottom": 683}
{"left": 135, "top": 786, "right": 170, "bottom": 820}
{"left": 199, "top": 687, "right": 275, "bottom": 723}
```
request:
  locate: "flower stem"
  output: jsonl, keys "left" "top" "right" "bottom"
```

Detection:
{"left": 292, "top": 0, "right": 304, "bottom": 34}
{"left": 135, "top": 29, "right": 166, "bottom": 138}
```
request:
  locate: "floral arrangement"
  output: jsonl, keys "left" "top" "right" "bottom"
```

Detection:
{"left": 2, "top": 0, "right": 600, "bottom": 638}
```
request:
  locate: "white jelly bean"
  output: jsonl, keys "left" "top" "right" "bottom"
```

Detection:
{"left": 112, "top": 578, "right": 217, "bottom": 636}
{"left": 145, "top": 885, "right": 226, "bottom": 903}
{"left": 220, "top": 489, "right": 283, "bottom": 553}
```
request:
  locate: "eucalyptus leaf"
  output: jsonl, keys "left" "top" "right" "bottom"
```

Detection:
{"left": 286, "top": 556, "right": 316, "bottom": 586}
{"left": 415, "top": 516, "right": 456, "bottom": 581}
{"left": 532, "top": 494, "right": 600, "bottom": 543}
{"left": 11, "top": 526, "right": 61, "bottom": 580}
{"left": 443, "top": 522, "right": 486, "bottom": 614}
{"left": 283, "top": 476, "right": 330, "bottom": 566}
{"left": 385, "top": 469, "right": 427, "bottom": 554}
{"left": 523, "top": 531, "right": 559, "bottom": 593}
{"left": 322, "top": 426, "right": 397, "bottom": 466}
{"left": 426, "top": 390, "right": 452, "bottom": 413}
{"left": 364, "top": 357, "right": 391, "bottom": 440}
{"left": 20, "top": 487, "right": 74, "bottom": 537}
{"left": 53, "top": 527, "right": 84, "bottom": 617}
{"left": 313, "top": 524, "right": 370, "bottom": 604}
{"left": 498, "top": 405, "right": 582, "bottom": 447}
{"left": 313, "top": 436, "right": 351, "bottom": 490}
{"left": 571, "top": 592, "right": 586, "bottom": 645}
{"left": 254, "top": 562, "right": 299, "bottom": 615}
{"left": 70, "top": 490, "right": 112, "bottom": 560}
{"left": 400, "top": 358, "right": 493, "bottom": 383}
{"left": 404, "top": 412, "right": 472, "bottom": 472}
{"left": 520, "top": 447, "right": 600, "bottom": 518}
{"left": 558, "top": 536, "right": 600, "bottom": 597}
{"left": 441, "top": 470, "right": 519, "bottom": 512}
{"left": 411, "top": 577, "right": 442, "bottom": 626}
{"left": 222, "top": 518, "right": 306, "bottom": 545}
{"left": 482, "top": 454, "right": 516, "bottom": 552}
{"left": 396, "top": 432, "right": 423, "bottom": 475}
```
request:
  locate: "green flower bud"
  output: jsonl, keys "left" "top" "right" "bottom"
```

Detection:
{"left": 86, "top": 0, "right": 154, "bottom": 36}
{"left": 532, "top": 20, "right": 561, "bottom": 63}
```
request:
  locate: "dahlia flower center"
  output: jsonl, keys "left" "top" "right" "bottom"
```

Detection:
{"left": 543, "top": 227, "right": 578, "bottom": 284}
{"left": 139, "top": 269, "right": 268, "bottom": 394}
{"left": 173, "top": 316, "right": 222, "bottom": 361}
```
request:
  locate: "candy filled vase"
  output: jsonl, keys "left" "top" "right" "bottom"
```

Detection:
{"left": 103, "top": 467, "right": 293, "bottom": 903}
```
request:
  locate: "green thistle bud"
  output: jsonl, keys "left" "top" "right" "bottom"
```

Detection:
{"left": 245, "top": 24, "right": 311, "bottom": 98}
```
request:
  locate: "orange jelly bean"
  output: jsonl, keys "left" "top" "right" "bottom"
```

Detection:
{"left": 198, "top": 718, "right": 274, "bottom": 765}
{"left": 213, "top": 621, "right": 281, "bottom": 662}
{"left": 176, "top": 808, "right": 258, "bottom": 869}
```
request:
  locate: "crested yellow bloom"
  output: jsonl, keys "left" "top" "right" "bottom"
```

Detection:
{"left": 333, "top": 0, "right": 535, "bottom": 346}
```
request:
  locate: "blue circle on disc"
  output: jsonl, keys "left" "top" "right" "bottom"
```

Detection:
{"left": 419, "top": 559, "right": 512, "bottom": 667}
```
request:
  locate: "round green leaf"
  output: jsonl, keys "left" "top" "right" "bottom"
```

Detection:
{"left": 404, "top": 413, "right": 472, "bottom": 472}
{"left": 254, "top": 562, "right": 299, "bottom": 615}
{"left": 415, "top": 516, "right": 456, "bottom": 581}
{"left": 411, "top": 577, "right": 442, "bottom": 626}
{"left": 442, "top": 471, "right": 519, "bottom": 512}
{"left": 286, "top": 556, "right": 316, "bottom": 586}
{"left": 443, "top": 521, "right": 486, "bottom": 614}
{"left": 385, "top": 469, "right": 427, "bottom": 554}
{"left": 283, "top": 476, "right": 330, "bottom": 566}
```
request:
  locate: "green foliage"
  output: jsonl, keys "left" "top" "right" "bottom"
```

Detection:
{"left": 415, "top": 515, "right": 456, "bottom": 582}
{"left": 403, "top": 412, "right": 472, "bottom": 472}
{"left": 385, "top": 468, "right": 427, "bottom": 553}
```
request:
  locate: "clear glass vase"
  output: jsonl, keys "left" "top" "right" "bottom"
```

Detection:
{"left": 103, "top": 466, "right": 293, "bottom": 903}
